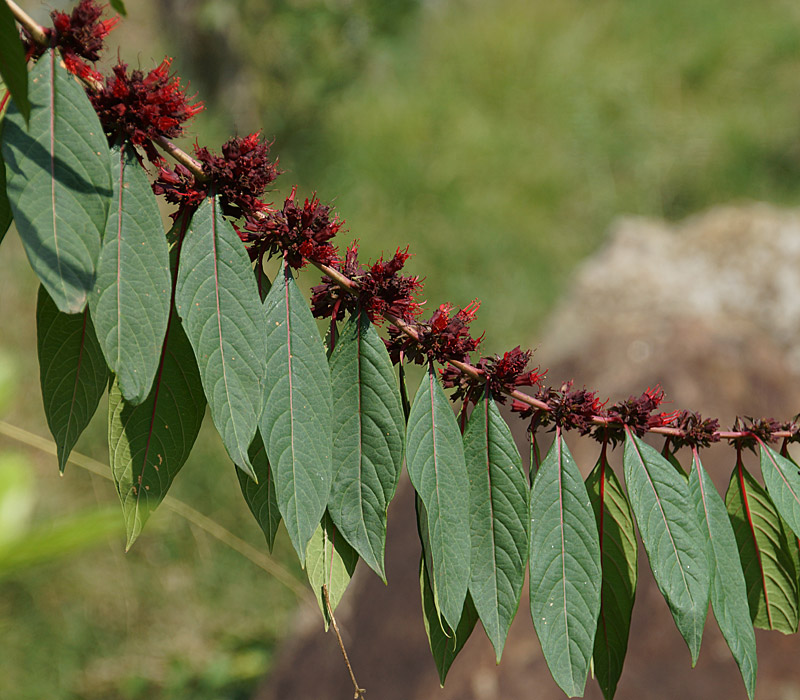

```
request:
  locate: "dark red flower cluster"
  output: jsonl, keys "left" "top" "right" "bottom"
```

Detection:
{"left": 513, "top": 381, "right": 605, "bottom": 434}
{"left": 388, "top": 301, "right": 482, "bottom": 366}
{"left": 90, "top": 59, "right": 202, "bottom": 163}
{"left": 310, "top": 244, "right": 363, "bottom": 320}
{"left": 606, "top": 385, "right": 667, "bottom": 437}
{"left": 153, "top": 133, "right": 278, "bottom": 219}
{"left": 730, "top": 416, "right": 781, "bottom": 450}
{"left": 24, "top": 0, "right": 117, "bottom": 81}
{"left": 441, "top": 346, "right": 544, "bottom": 405}
{"left": 311, "top": 244, "right": 423, "bottom": 324}
{"left": 244, "top": 187, "right": 340, "bottom": 268}
{"left": 667, "top": 411, "right": 720, "bottom": 450}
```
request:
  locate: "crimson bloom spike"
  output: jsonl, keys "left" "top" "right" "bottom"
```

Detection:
{"left": 23, "top": 0, "right": 118, "bottom": 81}
{"left": 91, "top": 59, "right": 203, "bottom": 163}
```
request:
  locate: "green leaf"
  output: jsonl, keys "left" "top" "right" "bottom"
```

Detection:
{"left": 405, "top": 364, "right": 471, "bottom": 630}
{"left": 586, "top": 449, "right": 637, "bottom": 700}
{"left": 689, "top": 452, "right": 756, "bottom": 700}
{"left": 36, "top": 285, "right": 108, "bottom": 472}
{"left": 529, "top": 432, "right": 601, "bottom": 698}
{"left": 108, "top": 308, "right": 205, "bottom": 549}
{"left": 109, "top": 0, "right": 128, "bottom": 16}
{"left": 0, "top": 126, "right": 10, "bottom": 246}
{"left": 174, "top": 196, "right": 266, "bottom": 478}
{"left": 305, "top": 512, "right": 358, "bottom": 630}
{"left": 2, "top": 50, "right": 111, "bottom": 313}
{"left": 725, "top": 459, "right": 799, "bottom": 633}
{"left": 327, "top": 309, "right": 405, "bottom": 580}
{"left": 262, "top": 261, "right": 333, "bottom": 566}
{"left": 90, "top": 142, "right": 171, "bottom": 405}
{"left": 0, "top": 2, "right": 30, "bottom": 123}
{"left": 420, "top": 555, "right": 478, "bottom": 686}
{"left": 623, "top": 430, "right": 710, "bottom": 664}
{"left": 238, "top": 430, "right": 281, "bottom": 552}
{"left": 760, "top": 441, "right": 800, "bottom": 542}
{"left": 462, "top": 392, "right": 528, "bottom": 662}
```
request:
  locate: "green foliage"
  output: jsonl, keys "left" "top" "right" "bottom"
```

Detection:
{"left": 623, "top": 431, "right": 710, "bottom": 664}
{"left": 108, "top": 309, "right": 205, "bottom": 549}
{"left": 0, "top": 1, "right": 29, "bottom": 122}
{"left": 36, "top": 285, "right": 108, "bottom": 472}
{"left": 305, "top": 512, "right": 358, "bottom": 629}
{"left": 405, "top": 365, "right": 470, "bottom": 630}
{"left": 238, "top": 430, "right": 281, "bottom": 551}
{"left": 3, "top": 50, "right": 110, "bottom": 314}
{"left": 760, "top": 442, "right": 800, "bottom": 542}
{"left": 262, "top": 262, "right": 333, "bottom": 565}
{"left": 420, "top": 556, "right": 478, "bottom": 686}
{"left": 91, "top": 142, "right": 171, "bottom": 405}
{"left": 689, "top": 452, "right": 756, "bottom": 699}
{"left": 5, "top": 3, "right": 800, "bottom": 697}
{"left": 0, "top": 126, "right": 11, "bottom": 245}
{"left": 529, "top": 433, "right": 601, "bottom": 697}
{"left": 175, "top": 196, "right": 266, "bottom": 478}
{"left": 328, "top": 309, "right": 405, "bottom": 580}
{"left": 725, "top": 460, "right": 800, "bottom": 633}
{"left": 462, "top": 392, "right": 528, "bottom": 662}
{"left": 585, "top": 453, "right": 637, "bottom": 700}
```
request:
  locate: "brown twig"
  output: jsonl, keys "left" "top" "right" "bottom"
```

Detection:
{"left": 322, "top": 584, "right": 366, "bottom": 699}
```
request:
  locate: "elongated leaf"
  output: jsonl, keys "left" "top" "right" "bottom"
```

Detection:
{"left": 305, "top": 512, "right": 358, "bottom": 630}
{"left": 109, "top": 0, "right": 128, "bottom": 16}
{"left": 586, "top": 451, "right": 637, "bottom": 700}
{"left": 530, "top": 432, "right": 601, "bottom": 697}
{"left": 725, "top": 460, "right": 799, "bottom": 632}
{"left": 463, "top": 393, "right": 528, "bottom": 662}
{"left": 175, "top": 196, "right": 266, "bottom": 478}
{"left": 761, "top": 442, "right": 800, "bottom": 543}
{"left": 420, "top": 556, "right": 478, "bottom": 686}
{"left": 262, "top": 261, "right": 333, "bottom": 565}
{"left": 36, "top": 285, "right": 107, "bottom": 472}
{"left": 405, "top": 365, "right": 471, "bottom": 629}
{"left": 328, "top": 309, "right": 405, "bottom": 580}
{"left": 0, "top": 2, "right": 30, "bottom": 123}
{"left": 2, "top": 50, "right": 110, "bottom": 313}
{"left": 689, "top": 452, "right": 756, "bottom": 700}
{"left": 0, "top": 130, "right": 10, "bottom": 245}
{"left": 90, "top": 142, "right": 170, "bottom": 404}
{"left": 238, "top": 430, "right": 281, "bottom": 552}
{"left": 108, "top": 308, "right": 205, "bottom": 549}
{"left": 623, "top": 431, "right": 710, "bottom": 663}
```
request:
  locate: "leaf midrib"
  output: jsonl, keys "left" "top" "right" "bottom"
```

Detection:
{"left": 628, "top": 430, "right": 693, "bottom": 601}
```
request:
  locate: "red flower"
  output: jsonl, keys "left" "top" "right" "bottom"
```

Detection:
{"left": 311, "top": 243, "right": 366, "bottom": 321}
{"left": 441, "top": 346, "right": 544, "bottom": 405}
{"left": 417, "top": 301, "right": 483, "bottom": 364}
{"left": 606, "top": 384, "right": 667, "bottom": 437}
{"left": 245, "top": 187, "right": 340, "bottom": 268}
{"left": 666, "top": 411, "right": 720, "bottom": 450}
{"left": 24, "top": 0, "right": 118, "bottom": 81}
{"left": 153, "top": 133, "right": 278, "bottom": 220}
{"left": 196, "top": 133, "right": 278, "bottom": 218}
{"left": 90, "top": 59, "right": 202, "bottom": 163}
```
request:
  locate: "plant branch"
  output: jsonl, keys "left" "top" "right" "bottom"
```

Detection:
{"left": 6, "top": 0, "right": 47, "bottom": 46}
{"left": 4, "top": 0, "right": 207, "bottom": 180}
{"left": 311, "top": 260, "right": 795, "bottom": 443}
{"left": 322, "top": 584, "right": 366, "bottom": 699}
{"left": 0, "top": 420, "right": 309, "bottom": 599}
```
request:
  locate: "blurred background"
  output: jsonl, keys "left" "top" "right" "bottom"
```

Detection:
{"left": 3, "top": 0, "right": 800, "bottom": 697}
